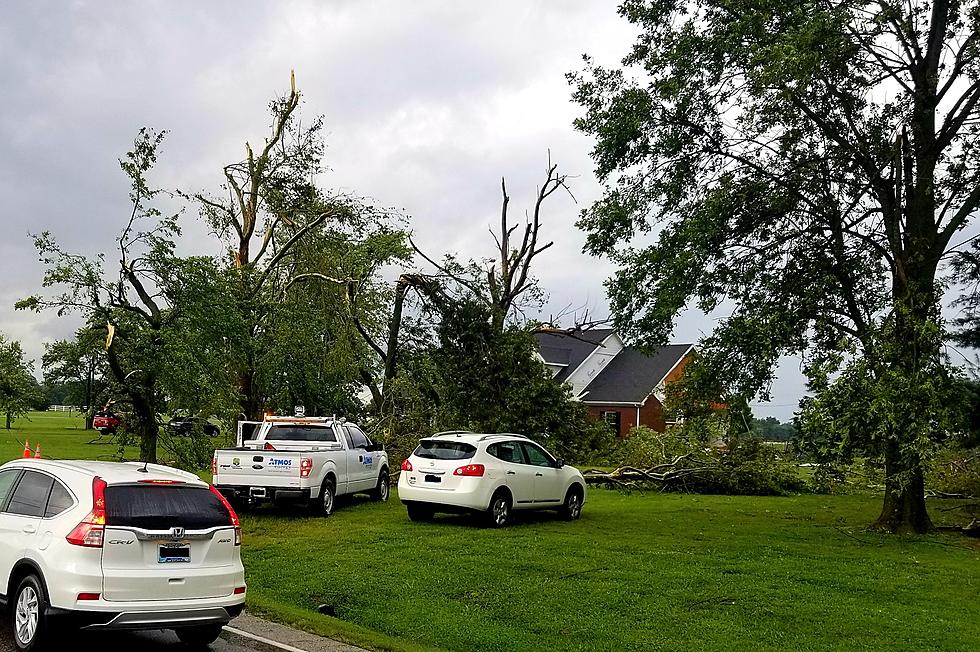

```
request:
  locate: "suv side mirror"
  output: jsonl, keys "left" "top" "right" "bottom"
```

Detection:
{"left": 555, "top": 459, "right": 565, "bottom": 468}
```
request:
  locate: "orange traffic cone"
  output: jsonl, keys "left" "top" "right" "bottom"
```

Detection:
{"left": 33, "top": 444, "right": 42, "bottom": 459}
{"left": 22, "top": 438, "right": 31, "bottom": 458}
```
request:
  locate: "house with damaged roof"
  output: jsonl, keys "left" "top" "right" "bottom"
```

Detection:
{"left": 534, "top": 328, "right": 693, "bottom": 436}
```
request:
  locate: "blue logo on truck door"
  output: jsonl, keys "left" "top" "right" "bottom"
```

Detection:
{"left": 269, "top": 458, "right": 292, "bottom": 467}
{"left": 363, "top": 455, "right": 373, "bottom": 466}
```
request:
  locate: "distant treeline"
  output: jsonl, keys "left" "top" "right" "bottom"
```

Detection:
{"left": 751, "top": 417, "right": 795, "bottom": 441}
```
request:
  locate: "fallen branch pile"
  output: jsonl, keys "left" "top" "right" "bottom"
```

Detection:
{"left": 582, "top": 455, "right": 718, "bottom": 491}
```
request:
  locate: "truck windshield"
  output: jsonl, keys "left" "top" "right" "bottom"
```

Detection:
{"left": 266, "top": 425, "right": 337, "bottom": 442}
{"left": 414, "top": 441, "right": 476, "bottom": 460}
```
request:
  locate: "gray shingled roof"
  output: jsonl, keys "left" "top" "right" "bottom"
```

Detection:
{"left": 580, "top": 344, "right": 692, "bottom": 404}
{"left": 534, "top": 329, "right": 615, "bottom": 382}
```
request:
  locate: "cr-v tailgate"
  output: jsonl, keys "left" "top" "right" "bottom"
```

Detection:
{"left": 214, "top": 450, "right": 304, "bottom": 488}
{"left": 101, "top": 483, "right": 240, "bottom": 602}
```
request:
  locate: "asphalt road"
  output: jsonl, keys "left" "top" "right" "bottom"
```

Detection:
{"left": 0, "top": 622, "right": 260, "bottom": 651}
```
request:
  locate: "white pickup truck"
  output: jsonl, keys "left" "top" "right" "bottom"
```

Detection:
{"left": 212, "top": 416, "right": 389, "bottom": 515}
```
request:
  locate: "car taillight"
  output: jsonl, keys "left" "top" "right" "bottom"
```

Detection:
{"left": 401, "top": 459, "right": 413, "bottom": 472}
{"left": 300, "top": 458, "right": 313, "bottom": 478}
{"left": 210, "top": 485, "right": 241, "bottom": 546}
{"left": 67, "top": 476, "right": 107, "bottom": 547}
{"left": 233, "top": 586, "right": 246, "bottom": 595}
{"left": 453, "top": 464, "right": 485, "bottom": 477}
{"left": 264, "top": 442, "right": 276, "bottom": 451}
{"left": 77, "top": 593, "right": 100, "bottom": 601}
{"left": 211, "top": 453, "right": 218, "bottom": 477}
{"left": 137, "top": 479, "right": 184, "bottom": 484}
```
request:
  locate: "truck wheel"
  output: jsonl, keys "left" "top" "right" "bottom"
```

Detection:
{"left": 315, "top": 479, "right": 335, "bottom": 516}
{"left": 371, "top": 470, "right": 390, "bottom": 502}
{"left": 11, "top": 574, "right": 49, "bottom": 652}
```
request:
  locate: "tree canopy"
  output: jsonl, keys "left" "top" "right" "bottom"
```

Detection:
{"left": 572, "top": 0, "right": 980, "bottom": 532}
{"left": 0, "top": 334, "right": 43, "bottom": 429}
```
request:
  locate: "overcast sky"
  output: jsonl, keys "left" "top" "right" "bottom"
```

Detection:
{"left": 0, "top": 0, "right": 805, "bottom": 419}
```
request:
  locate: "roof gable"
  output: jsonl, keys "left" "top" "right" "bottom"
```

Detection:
{"left": 579, "top": 343, "right": 693, "bottom": 404}
{"left": 533, "top": 328, "right": 615, "bottom": 382}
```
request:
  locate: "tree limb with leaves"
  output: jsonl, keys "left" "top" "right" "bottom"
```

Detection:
{"left": 572, "top": 0, "right": 980, "bottom": 532}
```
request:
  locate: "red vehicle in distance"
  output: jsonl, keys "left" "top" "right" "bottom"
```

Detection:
{"left": 92, "top": 411, "right": 121, "bottom": 435}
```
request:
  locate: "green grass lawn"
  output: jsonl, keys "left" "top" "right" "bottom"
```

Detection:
{"left": 239, "top": 492, "right": 980, "bottom": 652}
{"left": 4, "top": 413, "right": 979, "bottom": 651}
{"left": 0, "top": 411, "right": 140, "bottom": 461}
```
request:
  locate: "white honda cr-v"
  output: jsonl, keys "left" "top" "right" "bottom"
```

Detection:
{"left": 0, "top": 458, "right": 245, "bottom": 650}
{"left": 398, "top": 432, "right": 587, "bottom": 527}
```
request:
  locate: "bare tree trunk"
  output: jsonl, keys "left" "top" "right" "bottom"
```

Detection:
{"left": 875, "top": 440, "right": 932, "bottom": 533}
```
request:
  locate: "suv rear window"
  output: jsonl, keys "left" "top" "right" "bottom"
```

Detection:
{"left": 266, "top": 425, "right": 337, "bottom": 442}
{"left": 414, "top": 441, "right": 477, "bottom": 460}
{"left": 105, "top": 485, "right": 231, "bottom": 530}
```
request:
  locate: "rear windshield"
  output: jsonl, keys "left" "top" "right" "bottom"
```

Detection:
{"left": 414, "top": 441, "right": 477, "bottom": 460}
{"left": 105, "top": 485, "right": 231, "bottom": 530}
{"left": 266, "top": 425, "right": 337, "bottom": 442}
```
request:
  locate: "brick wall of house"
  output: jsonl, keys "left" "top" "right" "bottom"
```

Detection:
{"left": 585, "top": 353, "right": 693, "bottom": 437}
{"left": 586, "top": 406, "right": 637, "bottom": 437}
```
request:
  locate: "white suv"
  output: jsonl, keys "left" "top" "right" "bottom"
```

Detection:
{"left": 0, "top": 459, "right": 245, "bottom": 650}
{"left": 397, "top": 433, "right": 586, "bottom": 527}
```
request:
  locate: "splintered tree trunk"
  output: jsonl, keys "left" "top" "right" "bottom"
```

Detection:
{"left": 874, "top": 441, "right": 932, "bottom": 533}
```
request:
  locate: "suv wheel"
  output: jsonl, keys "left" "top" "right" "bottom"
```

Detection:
{"left": 406, "top": 503, "right": 434, "bottom": 522}
{"left": 371, "top": 470, "right": 390, "bottom": 502}
{"left": 486, "top": 491, "right": 511, "bottom": 528}
{"left": 560, "top": 486, "right": 584, "bottom": 521}
{"left": 11, "top": 575, "right": 48, "bottom": 651}
{"left": 176, "top": 624, "right": 224, "bottom": 647}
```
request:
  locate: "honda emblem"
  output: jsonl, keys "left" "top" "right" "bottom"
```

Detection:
{"left": 171, "top": 526, "right": 185, "bottom": 539}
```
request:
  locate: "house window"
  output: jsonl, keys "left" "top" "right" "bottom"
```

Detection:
{"left": 600, "top": 410, "right": 621, "bottom": 436}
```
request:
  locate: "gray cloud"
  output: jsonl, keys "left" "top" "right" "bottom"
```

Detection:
{"left": 0, "top": 0, "right": 804, "bottom": 419}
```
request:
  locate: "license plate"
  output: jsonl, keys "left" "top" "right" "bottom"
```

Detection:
{"left": 158, "top": 544, "right": 190, "bottom": 563}
{"left": 424, "top": 475, "right": 441, "bottom": 483}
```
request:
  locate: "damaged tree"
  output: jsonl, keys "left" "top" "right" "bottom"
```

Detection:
{"left": 21, "top": 130, "right": 177, "bottom": 462}
{"left": 193, "top": 73, "right": 345, "bottom": 420}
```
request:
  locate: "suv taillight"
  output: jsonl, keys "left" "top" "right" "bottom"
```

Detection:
{"left": 300, "top": 458, "right": 313, "bottom": 478}
{"left": 401, "top": 459, "right": 413, "bottom": 472}
{"left": 210, "top": 485, "right": 241, "bottom": 546}
{"left": 66, "top": 477, "right": 107, "bottom": 547}
{"left": 453, "top": 464, "right": 485, "bottom": 477}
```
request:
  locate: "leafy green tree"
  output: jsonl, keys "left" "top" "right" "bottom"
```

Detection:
{"left": 430, "top": 299, "right": 614, "bottom": 462}
{"left": 572, "top": 1, "right": 980, "bottom": 532}
{"left": 191, "top": 76, "right": 377, "bottom": 421}
{"left": 0, "top": 334, "right": 43, "bottom": 429}
{"left": 19, "top": 130, "right": 236, "bottom": 462}
{"left": 281, "top": 215, "right": 413, "bottom": 422}
{"left": 42, "top": 326, "right": 110, "bottom": 428}
{"left": 753, "top": 417, "right": 796, "bottom": 442}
